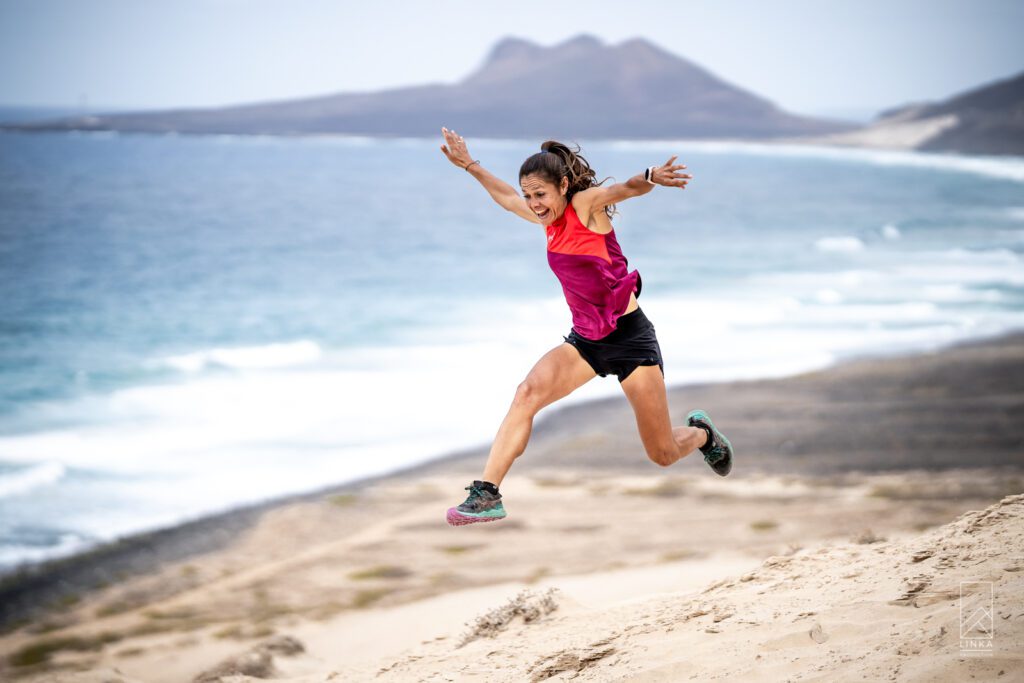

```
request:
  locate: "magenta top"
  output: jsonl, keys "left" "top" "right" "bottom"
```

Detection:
{"left": 545, "top": 202, "right": 642, "bottom": 341}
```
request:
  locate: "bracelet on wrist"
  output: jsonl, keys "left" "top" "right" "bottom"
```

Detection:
{"left": 644, "top": 166, "right": 657, "bottom": 186}
{"left": 464, "top": 159, "right": 481, "bottom": 171}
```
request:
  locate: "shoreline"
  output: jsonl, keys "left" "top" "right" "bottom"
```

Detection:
{"left": 2, "top": 331, "right": 1023, "bottom": 633}
{"left": 4, "top": 127, "right": 1024, "bottom": 162}
{"left": 2, "top": 330, "right": 1022, "bottom": 636}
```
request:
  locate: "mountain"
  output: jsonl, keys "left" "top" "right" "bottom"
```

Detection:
{"left": 6, "top": 35, "right": 852, "bottom": 140}
{"left": 800, "top": 70, "right": 1024, "bottom": 156}
{"left": 912, "top": 70, "right": 1024, "bottom": 155}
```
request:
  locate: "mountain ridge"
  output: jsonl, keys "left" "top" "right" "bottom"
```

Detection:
{"left": 6, "top": 35, "right": 852, "bottom": 140}
{"left": 801, "top": 69, "right": 1024, "bottom": 155}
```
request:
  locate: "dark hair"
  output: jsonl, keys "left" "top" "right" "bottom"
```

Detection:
{"left": 519, "top": 141, "right": 615, "bottom": 218}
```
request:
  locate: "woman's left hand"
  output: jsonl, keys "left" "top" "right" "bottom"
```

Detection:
{"left": 651, "top": 156, "right": 692, "bottom": 189}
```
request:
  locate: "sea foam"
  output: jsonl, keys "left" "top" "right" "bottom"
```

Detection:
{"left": 600, "top": 139, "right": 1024, "bottom": 184}
{"left": 0, "top": 462, "right": 65, "bottom": 499}
{"left": 815, "top": 236, "right": 866, "bottom": 253}
{"left": 160, "top": 340, "right": 322, "bottom": 373}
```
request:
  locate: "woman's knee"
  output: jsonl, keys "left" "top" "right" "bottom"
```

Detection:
{"left": 512, "top": 378, "right": 546, "bottom": 414}
{"left": 645, "top": 444, "right": 677, "bottom": 467}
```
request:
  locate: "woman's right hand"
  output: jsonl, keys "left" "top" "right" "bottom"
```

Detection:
{"left": 440, "top": 127, "right": 475, "bottom": 169}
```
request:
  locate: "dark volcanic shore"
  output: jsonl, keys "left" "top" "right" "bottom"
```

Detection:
{"left": 1, "top": 333, "right": 1022, "bottom": 635}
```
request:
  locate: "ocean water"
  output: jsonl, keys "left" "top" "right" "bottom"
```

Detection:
{"left": 1, "top": 131, "right": 1023, "bottom": 572}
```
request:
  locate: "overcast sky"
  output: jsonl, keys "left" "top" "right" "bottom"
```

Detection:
{"left": 1, "top": 0, "right": 1022, "bottom": 119}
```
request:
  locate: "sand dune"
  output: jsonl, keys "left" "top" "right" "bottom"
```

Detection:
{"left": 2, "top": 478, "right": 1020, "bottom": 682}
{"left": 793, "top": 113, "right": 959, "bottom": 150}
{"left": 228, "top": 495, "right": 1024, "bottom": 681}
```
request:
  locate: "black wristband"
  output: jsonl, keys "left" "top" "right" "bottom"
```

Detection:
{"left": 464, "top": 159, "right": 480, "bottom": 171}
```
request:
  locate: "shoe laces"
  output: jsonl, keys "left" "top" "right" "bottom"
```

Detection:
{"left": 464, "top": 484, "right": 484, "bottom": 500}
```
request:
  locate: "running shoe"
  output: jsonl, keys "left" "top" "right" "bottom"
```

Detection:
{"left": 446, "top": 480, "right": 507, "bottom": 526}
{"left": 687, "top": 409, "right": 733, "bottom": 476}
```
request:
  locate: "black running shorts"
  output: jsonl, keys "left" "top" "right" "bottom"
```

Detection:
{"left": 563, "top": 307, "right": 664, "bottom": 383}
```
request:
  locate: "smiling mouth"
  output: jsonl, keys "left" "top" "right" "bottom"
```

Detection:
{"left": 536, "top": 209, "right": 551, "bottom": 220}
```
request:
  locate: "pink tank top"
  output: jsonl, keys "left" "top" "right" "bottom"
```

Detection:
{"left": 546, "top": 202, "right": 642, "bottom": 341}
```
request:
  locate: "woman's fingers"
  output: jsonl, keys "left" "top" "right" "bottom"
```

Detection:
{"left": 656, "top": 155, "right": 690, "bottom": 190}
{"left": 659, "top": 154, "right": 688, "bottom": 173}
{"left": 441, "top": 127, "right": 472, "bottom": 167}
{"left": 657, "top": 166, "right": 692, "bottom": 187}
{"left": 648, "top": 155, "right": 692, "bottom": 189}
{"left": 443, "top": 128, "right": 468, "bottom": 155}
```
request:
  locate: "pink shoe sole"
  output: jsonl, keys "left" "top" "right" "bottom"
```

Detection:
{"left": 446, "top": 507, "right": 503, "bottom": 526}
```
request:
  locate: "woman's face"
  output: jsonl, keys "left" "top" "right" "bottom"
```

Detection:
{"left": 520, "top": 173, "right": 568, "bottom": 224}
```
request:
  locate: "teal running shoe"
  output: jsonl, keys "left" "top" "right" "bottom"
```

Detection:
{"left": 446, "top": 481, "right": 507, "bottom": 526}
{"left": 687, "top": 409, "right": 733, "bottom": 476}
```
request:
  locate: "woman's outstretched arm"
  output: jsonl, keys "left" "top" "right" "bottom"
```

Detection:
{"left": 440, "top": 127, "right": 541, "bottom": 225}
{"left": 575, "top": 156, "right": 692, "bottom": 220}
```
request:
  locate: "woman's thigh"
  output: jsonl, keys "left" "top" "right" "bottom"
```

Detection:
{"left": 516, "top": 343, "right": 597, "bottom": 411}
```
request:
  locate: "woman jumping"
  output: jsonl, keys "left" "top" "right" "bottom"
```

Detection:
{"left": 440, "top": 128, "right": 733, "bottom": 526}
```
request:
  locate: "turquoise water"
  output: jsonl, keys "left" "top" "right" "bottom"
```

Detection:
{"left": 1, "top": 130, "right": 1023, "bottom": 570}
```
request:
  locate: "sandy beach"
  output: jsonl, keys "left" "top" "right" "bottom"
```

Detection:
{"left": 1, "top": 334, "right": 1022, "bottom": 681}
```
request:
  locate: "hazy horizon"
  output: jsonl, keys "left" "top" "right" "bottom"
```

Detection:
{"left": 1, "top": 0, "right": 1022, "bottom": 121}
